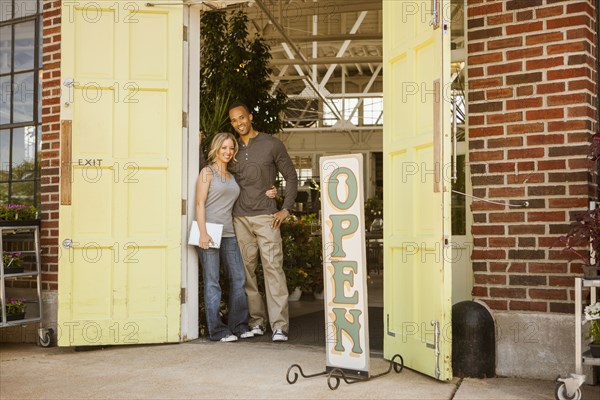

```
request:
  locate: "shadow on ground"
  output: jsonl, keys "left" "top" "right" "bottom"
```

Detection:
{"left": 248, "top": 307, "right": 383, "bottom": 350}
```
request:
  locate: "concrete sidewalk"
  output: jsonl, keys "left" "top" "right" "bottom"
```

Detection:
{"left": 1, "top": 341, "right": 598, "bottom": 399}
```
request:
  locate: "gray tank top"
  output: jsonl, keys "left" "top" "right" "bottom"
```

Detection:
{"left": 204, "top": 166, "right": 240, "bottom": 237}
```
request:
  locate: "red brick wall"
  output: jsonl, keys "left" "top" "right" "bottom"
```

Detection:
{"left": 468, "top": 0, "right": 597, "bottom": 314}
{"left": 40, "top": 0, "right": 61, "bottom": 291}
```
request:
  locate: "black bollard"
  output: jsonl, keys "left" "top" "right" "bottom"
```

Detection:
{"left": 452, "top": 301, "right": 496, "bottom": 378}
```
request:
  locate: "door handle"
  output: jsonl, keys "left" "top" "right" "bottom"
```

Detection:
{"left": 63, "top": 78, "right": 74, "bottom": 107}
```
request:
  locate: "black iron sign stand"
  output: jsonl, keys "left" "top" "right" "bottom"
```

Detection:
{"left": 286, "top": 354, "right": 404, "bottom": 390}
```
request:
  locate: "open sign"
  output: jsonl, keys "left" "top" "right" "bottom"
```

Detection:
{"left": 320, "top": 154, "right": 370, "bottom": 378}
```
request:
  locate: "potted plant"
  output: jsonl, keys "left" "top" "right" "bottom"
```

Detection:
{"left": 2, "top": 251, "right": 24, "bottom": 274}
{"left": 365, "top": 196, "right": 383, "bottom": 232}
{"left": 561, "top": 208, "right": 600, "bottom": 279}
{"left": 298, "top": 213, "right": 324, "bottom": 297}
{"left": 306, "top": 237, "right": 324, "bottom": 297}
{"left": 0, "top": 204, "right": 39, "bottom": 226}
{"left": 4, "top": 297, "right": 27, "bottom": 321}
{"left": 560, "top": 132, "right": 600, "bottom": 279}
{"left": 584, "top": 302, "right": 600, "bottom": 357}
{"left": 286, "top": 267, "right": 309, "bottom": 301}
{"left": 281, "top": 216, "right": 314, "bottom": 299}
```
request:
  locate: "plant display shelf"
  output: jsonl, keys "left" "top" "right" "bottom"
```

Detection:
{"left": 555, "top": 278, "right": 600, "bottom": 400}
{"left": 576, "top": 278, "right": 600, "bottom": 372}
{"left": 0, "top": 224, "right": 52, "bottom": 346}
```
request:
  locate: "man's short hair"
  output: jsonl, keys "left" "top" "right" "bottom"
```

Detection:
{"left": 228, "top": 102, "right": 250, "bottom": 114}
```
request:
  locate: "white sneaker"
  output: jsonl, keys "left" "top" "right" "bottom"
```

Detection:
{"left": 250, "top": 325, "right": 265, "bottom": 336}
{"left": 219, "top": 334, "right": 238, "bottom": 342}
{"left": 272, "top": 329, "right": 288, "bottom": 342}
{"left": 239, "top": 331, "right": 254, "bottom": 339}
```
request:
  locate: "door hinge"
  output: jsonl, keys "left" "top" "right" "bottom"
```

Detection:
{"left": 183, "top": 25, "right": 188, "bottom": 42}
{"left": 180, "top": 288, "right": 186, "bottom": 304}
{"left": 182, "top": 111, "right": 188, "bottom": 128}
{"left": 431, "top": 320, "right": 441, "bottom": 379}
{"left": 182, "top": 199, "right": 187, "bottom": 215}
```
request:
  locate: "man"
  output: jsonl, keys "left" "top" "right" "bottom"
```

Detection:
{"left": 228, "top": 102, "right": 298, "bottom": 342}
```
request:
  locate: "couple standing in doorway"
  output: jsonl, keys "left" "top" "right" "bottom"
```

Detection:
{"left": 195, "top": 102, "right": 298, "bottom": 343}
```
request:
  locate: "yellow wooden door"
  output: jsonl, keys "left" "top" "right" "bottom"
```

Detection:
{"left": 383, "top": 0, "right": 452, "bottom": 380}
{"left": 57, "top": 1, "right": 183, "bottom": 346}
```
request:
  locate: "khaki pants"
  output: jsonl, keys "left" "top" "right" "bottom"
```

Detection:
{"left": 233, "top": 215, "right": 289, "bottom": 332}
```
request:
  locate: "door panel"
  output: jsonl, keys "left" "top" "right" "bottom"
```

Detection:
{"left": 58, "top": 1, "right": 183, "bottom": 346}
{"left": 383, "top": 0, "right": 452, "bottom": 380}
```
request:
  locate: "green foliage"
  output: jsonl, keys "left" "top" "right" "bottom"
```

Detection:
{"left": 299, "top": 214, "right": 324, "bottom": 292}
{"left": 2, "top": 251, "right": 23, "bottom": 269}
{"left": 6, "top": 297, "right": 26, "bottom": 315}
{"left": 285, "top": 267, "right": 310, "bottom": 293}
{"left": 0, "top": 204, "right": 39, "bottom": 221}
{"left": 200, "top": 10, "right": 287, "bottom": 140}
{"left": 585, "top": 302, "right": 600, "bottom": 344}
{"left": 0, "top": 160, "right": 40, "bottom": 206}
{"left": 364, "top": 196, "right": 383, "bottom": 228}
{"left": 280, "top": 216, "right": 311, "bottom": 292}
{"left": 280, "top": 214, "right": 323, "bottom": 292}
{"left": 591, "top": 320, "right": 600, "bottom": 345}
{"left": 200, "top": 90, "right": 232, "bottom": 159}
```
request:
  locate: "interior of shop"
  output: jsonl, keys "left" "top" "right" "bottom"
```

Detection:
{"left": 210, "top": 0, "right": 469, "bottom": 349}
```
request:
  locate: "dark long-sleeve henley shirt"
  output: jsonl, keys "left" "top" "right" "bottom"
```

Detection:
{"left": 229, "top": 132, "right": 298, "bottom": 217}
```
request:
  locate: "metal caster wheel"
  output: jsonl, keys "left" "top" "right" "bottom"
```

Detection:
{"left": 38, "top": 328, "right": 54, "bottom": 348}
{"left": 554, "top": 383, "right": 582, "bottom": 400}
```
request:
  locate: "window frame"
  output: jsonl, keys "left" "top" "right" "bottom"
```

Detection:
{"left": 0, "top": 0, "right": 42, "bottom": 207}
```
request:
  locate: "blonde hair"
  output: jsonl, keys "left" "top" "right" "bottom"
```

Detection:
{"left": 207, "top": 132, "right": 238, "bottom": 164}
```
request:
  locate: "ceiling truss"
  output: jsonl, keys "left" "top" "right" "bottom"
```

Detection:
{"left": 200, "top": 0, "right": 465, "bottom": 134}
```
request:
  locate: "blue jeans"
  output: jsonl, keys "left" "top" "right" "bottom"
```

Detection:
{"left": 197, "top": 236, "right": 250, "bottom": 341}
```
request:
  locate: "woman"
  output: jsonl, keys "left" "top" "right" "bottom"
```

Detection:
{"left": 196, "top": 132, "right": 275, "bottom": 342}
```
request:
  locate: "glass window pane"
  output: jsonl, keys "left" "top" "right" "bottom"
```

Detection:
{"left": 1, "top": 1, "right": 13, "bottom": 22}
{"left": 0, "top": 75, "right": 10, "bottom": 125}
{"left": 0, "top": 183, "right": 7, "bottom": 204}
{"left": 0, "top": 129, "right": 9, "bottom": 181}
{"left": 13, "top": 71, "right": 33, "bottom": 122}
{"left": 0, "top": 25, "right": 11, "bottom": 74}
{"left": 451, "top": 155, "right": 466, "bottom": 236}
{"left": 342, "top": 98, "right": 359, "bottom": 125}
{"left": 37, "top": 12, "right": 41, "bottom": 123}
{"left": 35, "top": 171, "right": 40, "bottom": 205}
{"left": 322, "top": 99, "right": 339, "bottom": 127}
{"left": 14, "top": 0, "right": 38, "bottom": 19}
{"left": 14, "top": 21, "right": 35, "bottom": 72}
{"left": 364, "top": 97, "right": 383, "bottom": 126}
{"left": 323, "top": 99, "right": 361, "bottom": 126}
{"left": 37, "top": 70, "right": 41, "bottom": 122}
{"left": 38, "top": 16, "right": 42, "bottom": 65}
{"left": 11, "top": 126, "right": 35, "bottom": 179}
{"left": 454, "top": 94, "right": 466, "bottom": 142}
{"left": 11, "top": 180, "right": 34, "bottom": 205}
